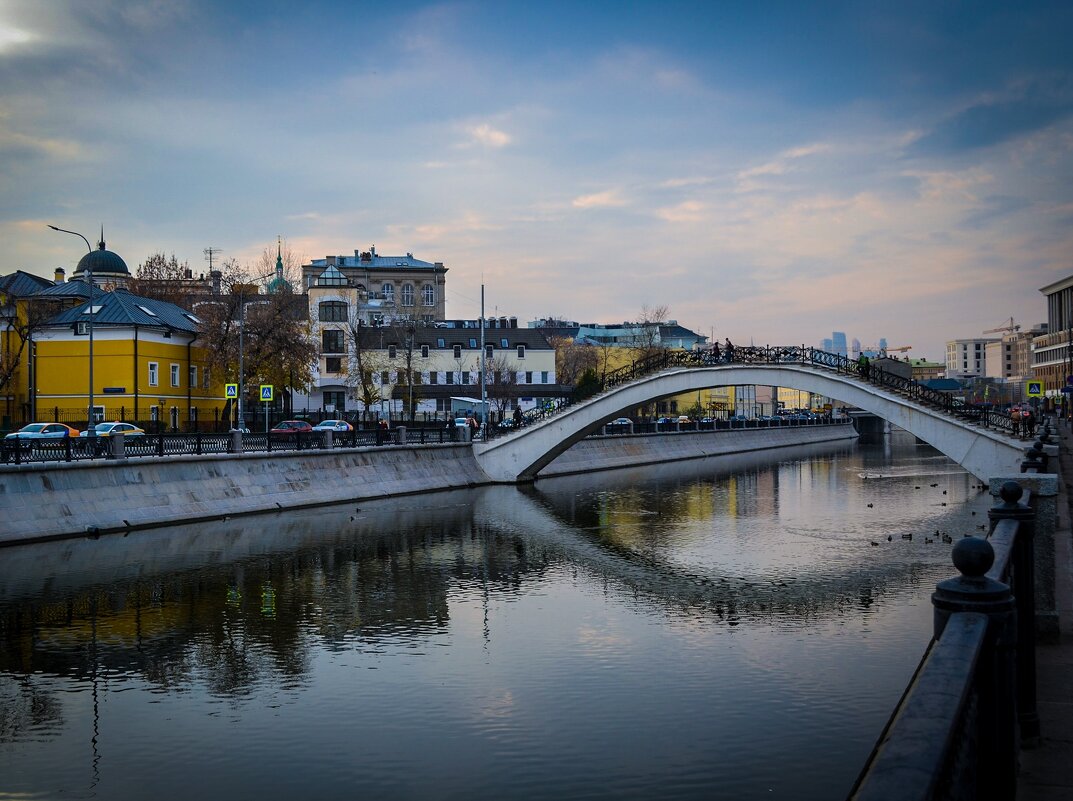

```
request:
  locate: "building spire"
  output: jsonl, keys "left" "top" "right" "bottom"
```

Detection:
{"left": 98, "top": 224, "right": 106, "bottom": 250}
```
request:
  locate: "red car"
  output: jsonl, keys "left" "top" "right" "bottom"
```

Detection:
{"left": 269, "top": 420, "right": 314, "bottom": 435}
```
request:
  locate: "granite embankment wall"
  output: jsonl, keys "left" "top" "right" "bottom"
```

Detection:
{"left": 0, "top": 424, "right": 858, "bottom": 545}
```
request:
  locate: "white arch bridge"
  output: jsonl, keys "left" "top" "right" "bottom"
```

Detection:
{"left": 474, "top": 352, "right": 1026, "bottom": 483}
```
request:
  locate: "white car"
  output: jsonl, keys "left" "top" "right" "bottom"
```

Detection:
{"left": 79, "top": 422, "right": 145, "bottom": 438}
{"left": 5, "top": 423, "right": 79, "bottom": 440}
{"left": 313, "top": 419, "right": 353, "bottom": 433}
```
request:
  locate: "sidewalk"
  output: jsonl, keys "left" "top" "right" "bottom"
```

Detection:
{"left": 1017, "top": 420, "right": 1073, "bottom": 800}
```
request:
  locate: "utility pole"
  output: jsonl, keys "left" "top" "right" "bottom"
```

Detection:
{"left": 480, "top": 284, "right": 487, "bottom": 437}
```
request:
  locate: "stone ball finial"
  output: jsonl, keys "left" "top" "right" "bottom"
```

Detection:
{"left": 999, "top": 481, "right": 1023, "bottom": 505}
{"left": 952, "top": 536, "right": 994, "bottom": 578}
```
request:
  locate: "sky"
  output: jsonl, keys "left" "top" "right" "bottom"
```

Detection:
{"left": 1, "top": 0, "right": 1072, "bottom": 361}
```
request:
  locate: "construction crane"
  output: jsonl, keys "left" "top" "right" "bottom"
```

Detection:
{"left": 879, "top": 345, "right": 912, "bottom": 356}
{"left": 983, "top": 317, "right": 1021, "bottom": 335}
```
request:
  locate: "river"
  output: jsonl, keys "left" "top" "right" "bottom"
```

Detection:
{"left": 0, "top": 432, "right": 993, "bottom": 800}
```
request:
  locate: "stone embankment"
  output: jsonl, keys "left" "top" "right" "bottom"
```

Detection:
{"left": 0, "top": 425, "right": 858, "bottom": 545}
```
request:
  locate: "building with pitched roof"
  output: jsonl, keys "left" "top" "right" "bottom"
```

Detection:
{"left": 29, "top": 288, "right": 223, "bottom": 430}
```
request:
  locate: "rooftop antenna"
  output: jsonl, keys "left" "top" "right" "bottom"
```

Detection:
{"left": 204, "top": 246, "right": 222, "bottom": 271}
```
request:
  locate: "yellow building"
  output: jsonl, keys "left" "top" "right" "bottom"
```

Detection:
{"left": 31, "top": 288, "right": 225, "bottom": 431}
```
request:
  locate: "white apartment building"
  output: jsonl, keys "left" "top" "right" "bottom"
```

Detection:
{"left": 945, "top": 338, "right": 995, "bottom": 378}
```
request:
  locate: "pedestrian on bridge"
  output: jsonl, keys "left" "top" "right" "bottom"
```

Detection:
{"left": 857, "top": 354, "right": 870, "bottom": 379}
{"left": 724, "top": 339, "right": 734, "bottom": 362}
{"left": 711, "top": 341, "right": 721, "bottom": 362}
{"left": 1011, "top": 407, "right": 1022, "bottom": 438}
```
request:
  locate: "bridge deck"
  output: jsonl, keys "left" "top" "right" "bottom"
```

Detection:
{"left": 1018, "top": 419, "right": 1073, "bottom": 798}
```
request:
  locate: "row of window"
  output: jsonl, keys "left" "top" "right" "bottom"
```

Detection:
{"left": 146, "top": 362, "right": 210, "bottom": 389}
{"left": 320, "top": 364, "right": 551, "bottom": 385}
{"left": 318, "top": 285, "right": 434, "bottom": 320}
{"left": 320, "top": 332, "right": 528, "bottom": 360}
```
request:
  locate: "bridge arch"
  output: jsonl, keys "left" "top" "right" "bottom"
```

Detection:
{"left": 473, "top": 365, "right": 1025, "bottom": 482}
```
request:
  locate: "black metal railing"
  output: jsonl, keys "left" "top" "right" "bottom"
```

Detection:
{"left": 847, "top": 478, "right": 1041, "bottom": 801}
{"left": 487, "top": 346, "right": 1018, "bottom": 441}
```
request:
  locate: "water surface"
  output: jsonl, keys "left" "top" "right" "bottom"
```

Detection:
{"left": 0, "top": 434, "right": 992, "bottom": 800}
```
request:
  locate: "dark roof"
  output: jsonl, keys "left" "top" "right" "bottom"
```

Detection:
{"left": 46, "top": 288, "right": 201, "bottom": 334}
{"left": 73, "top": 240, "right": 129, "bottom": 277}
{"left": 31, "top": 278, "right": 93, "bottom": 299}
{"left": 921, "top": 378, "right": 962, "bottom": 392}
{"left": 0, "top": 270, "right": 54, "bottom": 297}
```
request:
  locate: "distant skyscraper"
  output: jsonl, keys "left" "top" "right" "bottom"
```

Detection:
{"left": 851, "top": 338, "right": 861, "bottom": 358}
{"left": 832, "top": 332, "right": 848, "bottom": 357}
{"left": 879, "top": 338, "right": 888, "bottom": 352}
{"left": 821, "top": 338, "right": 834, "bottom": 352}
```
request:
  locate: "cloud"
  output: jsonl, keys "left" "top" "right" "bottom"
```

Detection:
{"left": 467, "top": 124, "right": 511, "bottom": 148}
{"left": 0, "top": 23, "right": 36, "bottom": 52}
{"left": 910, "top": 84, "right": 1073, "bottom": 156}
{"left": 572, "top": 190, "right": 627, "bottom": 209}
{"left": 655, "top": 201, "right": 706, "bottom": 223}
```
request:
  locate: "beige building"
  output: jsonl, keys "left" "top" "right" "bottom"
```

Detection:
{"left": 301, "top": 246, "right": 447, "bottom": 325}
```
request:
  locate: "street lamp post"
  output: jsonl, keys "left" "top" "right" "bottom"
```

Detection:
{"left": 47, "top": 225, "right": 95, "bottom": 438}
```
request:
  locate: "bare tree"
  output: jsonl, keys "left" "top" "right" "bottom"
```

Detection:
{"left": 630, "top": 304, "right": 670, "bottom": 362}
{"left": 0, "top": 298, "right": 52, "bottom": 412}
{"left": 194, "top": 259, "right": 316, "bottom": 410}
{"left": 483, "top": 352, "right": 519, "bottom": 416}
{"left": 342, "top": 317, "right": 391, "bottom": 415}
{"left": 128, "top": 253, "right": 193, "bottom": 305}
{"left": 546, "top": 335, "right": 597, "bottom": 387}
{"left": 252, "top": 240, "right": 305, "bottom": 290}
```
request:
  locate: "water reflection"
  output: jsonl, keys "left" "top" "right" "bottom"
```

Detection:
{"left": 0, "top": 435, "right": 991, "bottom": 801}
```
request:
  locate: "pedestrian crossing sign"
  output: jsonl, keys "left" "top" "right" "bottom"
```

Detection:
{"left": 225, "top": 383, "right": 238, "bottom": 399}
{"left": 260, "top": 384, "right": 274, "bottom": 401}
{"left": 1026, "top": 381, "right": 1044, "bottom": 397}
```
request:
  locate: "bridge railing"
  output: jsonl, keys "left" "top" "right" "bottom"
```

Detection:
{"left": 847, "top": 479, "right": 1041, "bottom": 801}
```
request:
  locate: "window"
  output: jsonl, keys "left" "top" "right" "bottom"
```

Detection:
{"left": 517, "top": 345, "right": 526, "bottom": 358}
{"left": 150, "top": 406, "right": 159, "bottom": 422}
{"left": 326, "top": 357, "right": 342, "bottom": 373}
{"left": 149, "top": 362, "right": 159, "bottom": 387}
{"left": 429, "top": 371, "right": 438, "bottom": 385}
{"left": 485, "top": 344, "right": 494, "bottom": 358}
{"left": 322, "top": 329, "right": 344, "bottom": 353}
{"left": 203, "top": 368, "right": 210, "bottom": 389}
{"left": 382, "top": 283, "right": 394, "bottom": 303}
{"left": 501, "top": 338, "right": 508, "bottom": 348}
{"left": 171, "top": 364, "right": 180, "bottom": 387}
{"left": 380, "top": 370, "right": 389, "bottom": 385}
{"left": 324, "top": 391, "right": 346, "bottom": 411}
{"left": 437, "top": 338, "right": 445, "bottom": 348}
{"left": 319, "top": 301, "right": 348, "bottom": 322}
{"left": 469, "top": 338, "right": 477, "bottom": 348}
{"left": 461, "top": 371, "right": 470, "bottom": 384}
{"left": 74, "top": 321, "right": 89, "bottom": 335}
{"left": 541, "top": 371, "right": 549, "bottom": 384}
{"left": 388, "top": 344, "right": 397, "bottom": 359}
{"left": 446, "top": 371, "right": 455, "bottom": 385}
{"left": 422, "top": 284, "right": 435, "bottom": 306}
{"left": 401, "top": 283, "right": 414, "bottom": 306}
{"left": 525, "top": 371, "right": 533, "bottom": 384}
{"left": 453, "top": 345, "right": 462, "bottom": 358}
{"left": 189, "top": 366, "right": 198, "bottom": 388}
{"left": 421, "top": 344, "right": 429, "bottom": 358}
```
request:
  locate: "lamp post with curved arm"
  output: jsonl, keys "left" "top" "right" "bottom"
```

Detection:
{"left": 47, "top": 225, "right": 96, "bottom": 438}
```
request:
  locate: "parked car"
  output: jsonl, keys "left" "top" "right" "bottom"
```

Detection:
{"left": 79, "top": 422, "right": 145, "bottom": 439}
{"left": 607, "top": 417, "right": 632, "bottom": 426}
{"left": 676, "top": 415, "right": 692, "bottom": 424}
{"left": 313, "top": 419, "right": 353, "bottom": 433}
{"left": 270, "top": 420, "right": 314, "bottom": 435}
{"left": 4, "top": 423, "right": 79, "bottom": 440}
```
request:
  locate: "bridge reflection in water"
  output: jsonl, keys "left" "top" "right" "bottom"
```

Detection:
{"left": 0, "top": 434, "right": 992, "bottom": 801}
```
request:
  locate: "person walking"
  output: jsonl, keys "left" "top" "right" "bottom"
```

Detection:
{"left": 710, "top": 341, "right": 721, "bottom": 363}
{"left": 1011, "top": 407, "right": 1022, "bottom": 438}
{"left": 857, "top": 353, "right": 870, "bottom": 379}
{"left": 724, "top": 339, "right": 735, "bottom": 363}
{"left": 513, "top": 406, "right": 522, "bottom": 427}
